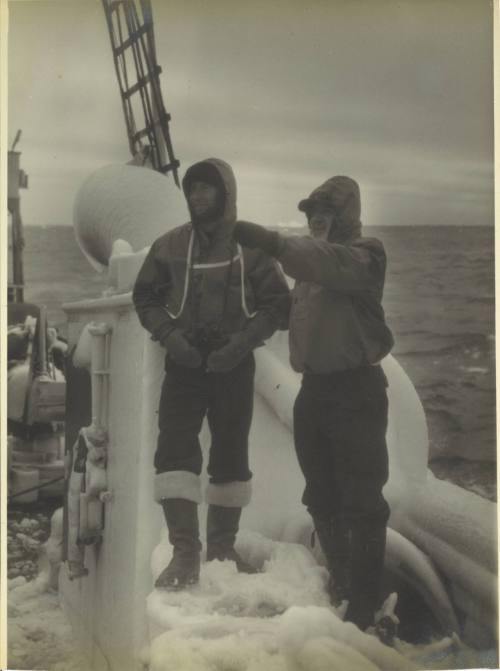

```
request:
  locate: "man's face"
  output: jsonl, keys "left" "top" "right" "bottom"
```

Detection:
{"left": 308, "top": 205, "right": 336, "bottom": 240}
{"left": 188, "top": 181, "right": 220, "bottom": 222}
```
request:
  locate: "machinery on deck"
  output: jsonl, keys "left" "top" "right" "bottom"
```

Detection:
{"left": 8, "top": 129, "right": 27, "bottom": 304}
{"left": 7, "top": 132, "right": 67, "bottom": 504}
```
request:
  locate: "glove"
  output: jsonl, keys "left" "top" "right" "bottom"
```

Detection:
{"left": 233, "top": 222, "right": 281, "bottom": 257}
{"left": 206, "top": 333, "right": 250, "bottom": 373}
{"left": 163, "top": 329, "right": 203, "bottom": 368}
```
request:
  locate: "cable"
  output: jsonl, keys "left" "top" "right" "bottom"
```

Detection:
{"left": 8, "top": 475, "right": 65, "bottom": 502}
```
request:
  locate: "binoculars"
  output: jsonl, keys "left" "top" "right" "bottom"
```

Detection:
{"left": 188, "top": 327, "right": 229, "bottom": 359}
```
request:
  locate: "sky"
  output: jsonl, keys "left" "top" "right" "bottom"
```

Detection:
{"left": 5, "top": 0, "right": 495, "bottom": 228}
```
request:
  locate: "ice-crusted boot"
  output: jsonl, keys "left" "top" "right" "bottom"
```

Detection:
{"left": 313, "top": 516, "right": 352, "bottom": 607}
{"left": 155, "top": 498, "right": 201, "bottom": 590}
{"left": 206, "top": 505, "right": 257, "bottom": 573}
{"left": 345, "top": 519, "right": 387, "bottom": 631}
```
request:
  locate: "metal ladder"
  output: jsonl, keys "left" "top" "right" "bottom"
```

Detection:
{"left": 101, "top": 0, "right": 180, "bottom": 184}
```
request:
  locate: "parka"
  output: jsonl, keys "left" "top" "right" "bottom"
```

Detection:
{"left": 133, "top": 158, "right": 290, "bottom": 350}
{"left": 277, "top": 176, "right": 394, "bottom": 373}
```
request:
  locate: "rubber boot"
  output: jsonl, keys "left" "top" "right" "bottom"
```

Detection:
{"left": 313, "top": 516, "right": 352, "bottom": 606}
{"left": 155, "top": 498, "right": 201, "bottom": 590}
{"left": 345, "top": 520, "right": 387, "bottom": 631}
{"left": 206, "top": 504, "right": 257, "bottom": 573}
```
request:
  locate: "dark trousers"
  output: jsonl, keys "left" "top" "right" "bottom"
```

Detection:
{"left": 155, "top": 354, "right": 255, "bottom": 483}
{"left": 293, "top": 365, "right": 390, "bottom": 525}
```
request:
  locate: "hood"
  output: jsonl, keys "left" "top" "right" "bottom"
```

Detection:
{"left": 298, "top": 175, "right": 362, "bottom": 243}
{"left": 182, "top": 158, "right": 237, "bottom": 233}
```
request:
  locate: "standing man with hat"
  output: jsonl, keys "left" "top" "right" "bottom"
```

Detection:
{"left": 233, "top": 176, "right": 394, "bottom": 636}
{"left": 133, "top": 158, "right": 290, "bottom": 590}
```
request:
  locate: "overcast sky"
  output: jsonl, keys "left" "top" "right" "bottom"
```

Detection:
{"left": 6, "top": 0, "right": 494, "bottom": 227}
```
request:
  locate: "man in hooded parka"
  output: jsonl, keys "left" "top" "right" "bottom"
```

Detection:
{"left": 233, "top": 176, "right": 394, "bottom": 635}
{"left": 133, "top": 158, "right": 290, "bottom": 590}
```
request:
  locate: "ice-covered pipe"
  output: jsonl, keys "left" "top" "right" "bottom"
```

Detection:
{"left": 384, "top": 529, "right": 461, "bottom": 634}
{"left": 390, "top": 477, "right": 498, "bottom": 641}
{"left": 254, "top": 346, "right": 429, "bottom": 490}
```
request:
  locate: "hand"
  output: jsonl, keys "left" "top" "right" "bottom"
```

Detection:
{"left": 163, "top": 329, "right": 203, "bottom": 368}
{"left": 206, "top": 334, "right": 248, "bottom": 373}
{"left": 233, "top": 222, "right": 281, "bottom": 257}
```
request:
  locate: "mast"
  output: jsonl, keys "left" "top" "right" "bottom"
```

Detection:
{"left": 101, "top": 0, "right": 180, "bottom": 185}
{"left": 8, "top": 130, "right": 28, "bottom": 303}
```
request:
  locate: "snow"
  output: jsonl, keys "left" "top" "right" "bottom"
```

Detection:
{"left": 144, "top": 529, "right": 497, "bottom": 671}
{"left": 147, "top": 531, "right": 410, "bottom": 671}
{"left": 8, "top": 573, "right": 88, "bottom": 671}
{"left": 7, "top": 546, "right": 497, "bottom": 671}
{"left": 6, "top": 470, "right": 497, "bottom": 671}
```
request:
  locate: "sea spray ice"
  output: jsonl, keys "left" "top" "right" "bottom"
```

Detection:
{"left": 6, "top": 527, "right": 498, "bottom": 670}
{"left": 8, "top": 572, "right": 88, "bottom": 671}
{"left": 148, "top": 529, "right": 497, "bottom": 670}
{"left": 147, "top": 530, "right": 417, "bottom": 671}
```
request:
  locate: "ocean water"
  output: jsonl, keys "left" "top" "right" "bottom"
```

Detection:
{"left": 16, "top": 224, "right": 496, "bottom": 500}
{"left": 379, "top": 225, "right": 496, "bottom": 500}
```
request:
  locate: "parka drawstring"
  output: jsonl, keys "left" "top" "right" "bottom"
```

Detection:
{"left": 164, "top": 232, "right": 256, "bottom": 327}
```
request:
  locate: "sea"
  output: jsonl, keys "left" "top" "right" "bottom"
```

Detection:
{"left": 17, "top": 224, "right": 496, "bottom": 501}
